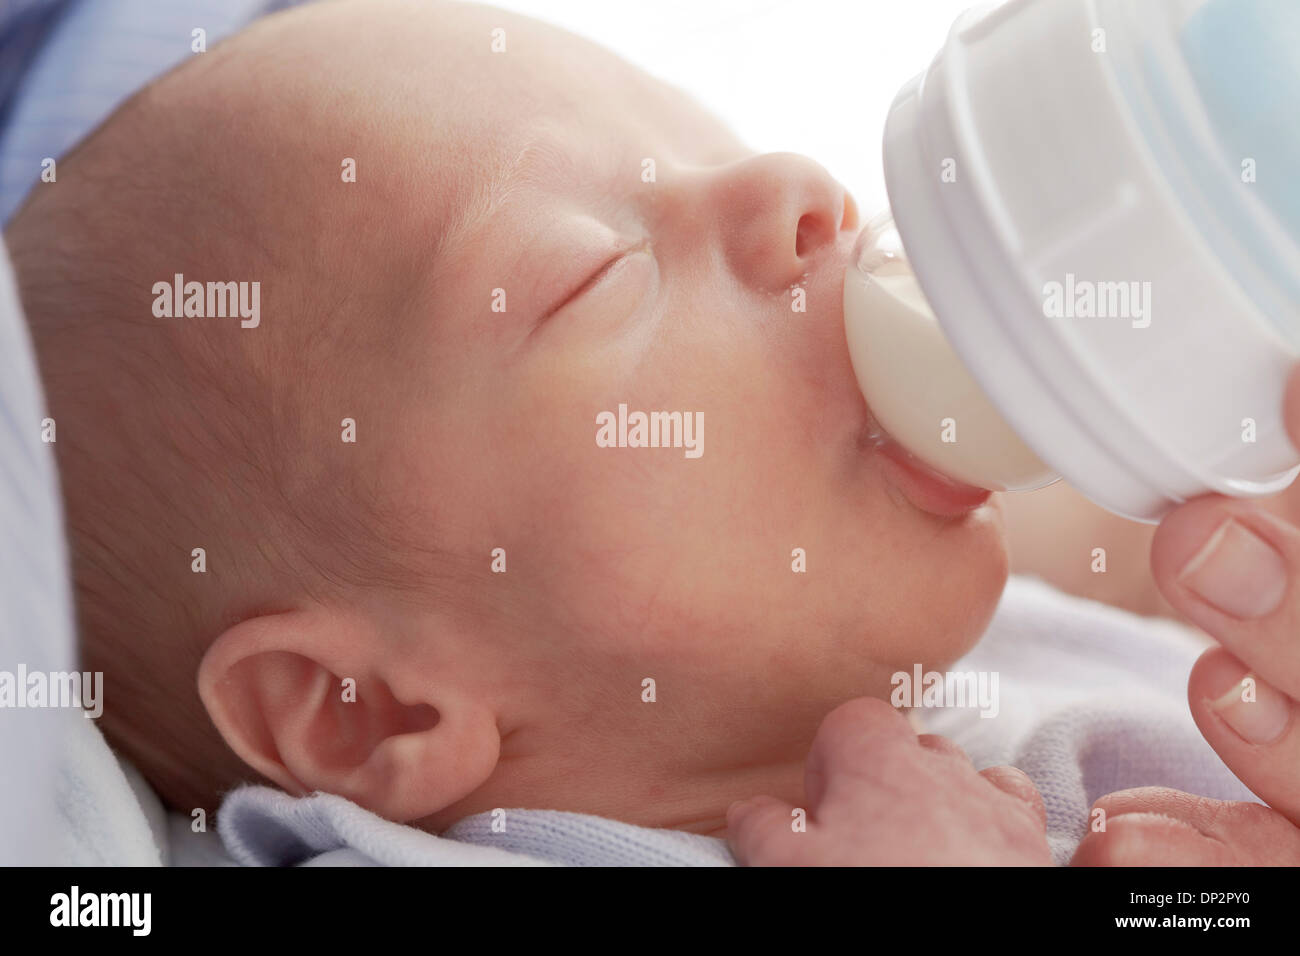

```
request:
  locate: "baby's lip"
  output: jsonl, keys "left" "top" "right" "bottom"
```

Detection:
{"left": 846, "top": 280, "right": 992, "bottom": 519}
{"left": 876, "top": 438, "right": 993, "bottom": 517}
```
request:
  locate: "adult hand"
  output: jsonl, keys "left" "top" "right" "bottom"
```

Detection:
{"left": 1077, "top": 363, "right": 1300, "bottom": 865}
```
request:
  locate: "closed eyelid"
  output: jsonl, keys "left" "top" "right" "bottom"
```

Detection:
{"left": 574, "top": 237, "right": 651, "bottom": 299}
{"left": 538, "top": 237, "right": 649, "bottom": 321}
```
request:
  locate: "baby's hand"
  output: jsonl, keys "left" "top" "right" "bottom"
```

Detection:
{"left": 1073, "top": 786, "right": 1300, "bottom": 865}
{"left": 726, "top": 698, "right": 1052, "bottom": 866}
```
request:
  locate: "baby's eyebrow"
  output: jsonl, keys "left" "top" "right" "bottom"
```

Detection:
{"left": 437, "top": 133, "right": 574, "bottom": 259}
{"left": 500, "top": 135, "right": 577, "bottom": 199}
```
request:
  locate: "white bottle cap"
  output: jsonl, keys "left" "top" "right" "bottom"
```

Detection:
{"left": 875, "top": 0, "right": 1300, "bottom": 522}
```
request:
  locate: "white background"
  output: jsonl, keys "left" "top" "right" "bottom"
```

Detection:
{"left": 491, "top": 0, "right": 981, "bottom": 213}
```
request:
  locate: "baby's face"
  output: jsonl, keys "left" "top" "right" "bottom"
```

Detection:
{"left": 190, "top": 0, "right": 1009, "bottom": 825}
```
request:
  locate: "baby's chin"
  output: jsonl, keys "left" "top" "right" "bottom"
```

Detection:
{"left": 887, "top": 502, "right": 1010, "bottom": 671}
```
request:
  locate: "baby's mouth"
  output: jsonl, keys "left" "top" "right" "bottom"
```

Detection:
{"left": 875, "top": 435, "right": 994, "bottom": 518}
{"left": 859, "top": 406, "right": 993, "bottom": 518}
{"left": 843, "top": 217, "right": 1055, "bottom": 505}
{"left": 845, "top": 226, "right": 992, "bottom": 519}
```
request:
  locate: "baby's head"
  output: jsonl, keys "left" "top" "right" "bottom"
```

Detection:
{"left": 7, "top": 0, "right": 1007, "bottom": 830}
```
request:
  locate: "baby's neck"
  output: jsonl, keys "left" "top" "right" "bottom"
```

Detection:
{"left": 420, "top": 734, "right": 806, "bottom": 839}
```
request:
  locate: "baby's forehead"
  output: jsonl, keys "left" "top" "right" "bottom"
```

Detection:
{"left": 167, "top": 0, "right": 746, "bottom": 289}
{"left": 416, "top": 52, "right": 743, "bottom": 257}
{"left": 418, "top": 4, "right": 746, "bottom": 171}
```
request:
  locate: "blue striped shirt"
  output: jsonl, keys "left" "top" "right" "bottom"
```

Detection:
{"left": 0, "top": 0, "right": 297, "bottom": 223}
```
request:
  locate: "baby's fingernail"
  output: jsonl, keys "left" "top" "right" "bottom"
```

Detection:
{"left": 1209, "top": 672, "right": 1291, "bottom": 745}
{"left": 1178, "top": 519, "right": 1286, "bottom": 619}
{"left": 726, "top": 799, "right": 750, "bottom": 821}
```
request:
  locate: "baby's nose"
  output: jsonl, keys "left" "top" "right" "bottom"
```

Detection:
{"left": 712, "top": 152, "right": 856, "bottom": 292}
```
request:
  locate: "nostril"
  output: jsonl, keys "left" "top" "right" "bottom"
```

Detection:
{"left": 795, "top": 214, "right": 819, "bottom": 258}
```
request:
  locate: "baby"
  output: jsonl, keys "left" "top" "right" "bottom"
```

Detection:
{"left": 6, "top": 0, "right": 1300, "bottom": 865}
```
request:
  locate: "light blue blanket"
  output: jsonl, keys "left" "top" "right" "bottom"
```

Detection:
{"left": 0, "top": 0, "right": 301, "bottom": 224}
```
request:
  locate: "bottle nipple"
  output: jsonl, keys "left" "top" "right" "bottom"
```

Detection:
{"left": 843, "top": 214, "right": 1058, "bottom": 493}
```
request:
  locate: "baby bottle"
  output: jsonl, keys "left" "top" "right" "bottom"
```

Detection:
{"left": 844, "top": 0, "right": 1300, "bottom": 522}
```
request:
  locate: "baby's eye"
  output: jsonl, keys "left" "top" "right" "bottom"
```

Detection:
{"left": 551, "top": 251, "right": 628, "bottom": 314}
{"left": 540, "top": 239, "right": 655, "bottom": 326}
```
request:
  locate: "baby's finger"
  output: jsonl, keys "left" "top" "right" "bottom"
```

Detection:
{"left": 1091, "top": 785, "right": 1221, "bottom": 827}
{"left": 979, "top": 766, "right": 1047, "bottom": 832}
{"left": 1082, "top": 789, "right": 1300, "bottom": 865}
{"left": 916, "top": 733, "right": 973, "bottom": 764}
{"left": 1284, "top": 361, "right": 1300, "bottom": 451}
{"left": 726, "top": 795, "right": 801, "bottom": 866}
{"left": 804, "top": 697, "right": 918, "bottom": 809}
{"left": 1187, "top": 646, "right": 1300, "bottom": 825}
{"left": 1071, "top": 812, "right": 1233, "bottom": 866}
{"left": 1150, "top": 498, "right": 1300, "bottom": 699}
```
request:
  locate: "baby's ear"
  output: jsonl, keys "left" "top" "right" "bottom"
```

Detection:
{"left": 197, "top": 608, "right": 500, "bottom": 822}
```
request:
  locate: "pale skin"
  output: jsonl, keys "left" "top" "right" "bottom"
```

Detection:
{"left": 732, "top": 371, "right": 1300, "bottom": 866}
{"left": 98, "top": 0, "right": 1295, "bottom": 863}
{"left": 191, "top": 0, "right": 1008, "bottom": 835}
